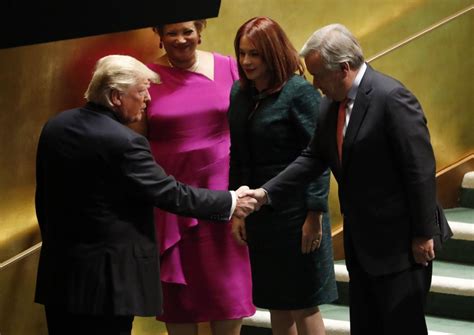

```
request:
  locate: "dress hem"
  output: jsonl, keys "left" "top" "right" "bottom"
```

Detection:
{"left": 156, "top": 309, "right": 257, "bottom": 323}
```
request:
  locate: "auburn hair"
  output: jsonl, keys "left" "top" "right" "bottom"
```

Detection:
{"left": 234, "top": 17, "right": 304, "bottom": 92}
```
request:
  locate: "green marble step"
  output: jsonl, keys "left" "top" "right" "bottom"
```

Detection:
{"left": 242, "top": 305, "right": 474, "bottom": 335}
{"left": 444, "top": 207, "right": 474, "bottom": 241}
{"left": 437, "top": 207, "right": 474, "bottom": 263}
{"left": 334, "top": 260, "right": 474, "bottom": 320}
{"left": 460, "top": 171, "right": 474, "bottom": 208}
{"left": 432, "top": 261, "right": 474, "bottom": 281}
{"left": 460, "top": 188, "right": 474, "bottom": 208}
{"left": 334, "top": 260, "right": 474, "bottom": 288}
{"left": 437, "top": 239, "right": 474, "bottom": 264}
{"left": 444, "top": 207, "right": 474, "bottom": 226}
{"left": 321, "top": 304, "right": 474, "bottom": 335}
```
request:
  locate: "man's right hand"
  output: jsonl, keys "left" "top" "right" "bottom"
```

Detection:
{"left": 233, "top": 186, "right": 258, "bottom": 219}
{"left": 240, "top": 188, "right": 268, "bottom": 209}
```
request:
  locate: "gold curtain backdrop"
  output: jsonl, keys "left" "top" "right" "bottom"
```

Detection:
{"left": 0, "top": 0, "right": 472, "bottom": 334}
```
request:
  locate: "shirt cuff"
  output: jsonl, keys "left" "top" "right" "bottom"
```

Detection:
{"left": 262, "top": 188, "right": 271, "bottom": 205}
{"left": 229, "top": 190, "right": 237, "bottom": 219}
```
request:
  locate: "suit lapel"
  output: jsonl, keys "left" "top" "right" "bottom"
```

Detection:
{"left": 342, "top": 67, "right": 373, "bottom": 168}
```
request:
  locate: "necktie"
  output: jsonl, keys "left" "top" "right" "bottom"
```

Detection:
{"left": 336, "top": 98, "right": 348, "bottom": 162}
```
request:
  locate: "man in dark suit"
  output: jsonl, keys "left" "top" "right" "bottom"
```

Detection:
{"left": 245, "top": 24, "right": 439, "bottom": 334}
{"left": 35, "top": 55, "right": 257, "bottom": 335}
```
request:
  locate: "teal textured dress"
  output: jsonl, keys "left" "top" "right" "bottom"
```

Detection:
{"left": 228, "top": 75, "right": 338, "bottom": 309}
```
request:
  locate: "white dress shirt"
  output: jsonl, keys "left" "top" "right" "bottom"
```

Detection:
{"left": 342, "top": 62, "right": 367, "bottom": 137}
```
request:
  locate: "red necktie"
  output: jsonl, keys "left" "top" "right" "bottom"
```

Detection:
{"left": 337, "top": 98, "right": 348, "bottom": 162}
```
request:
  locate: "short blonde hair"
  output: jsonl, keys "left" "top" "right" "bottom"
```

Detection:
{"left": 84, "top": 55, "right": 160, "bottom": 108}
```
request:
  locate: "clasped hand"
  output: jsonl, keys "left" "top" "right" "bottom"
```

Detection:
{"left": 232, "top": 186, "right": 268, "bottom": 219}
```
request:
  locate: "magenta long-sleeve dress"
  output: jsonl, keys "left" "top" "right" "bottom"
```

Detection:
{"left": 147, "top": 53, "right": 255, "bottom": 322}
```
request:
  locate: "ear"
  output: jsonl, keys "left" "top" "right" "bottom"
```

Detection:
{"left": 340, "top": 62, "right": 350, "bottom": 73}
{"left": 110, "top": 89, "right": 122, "bottom": 107}
{"left": 339, "top": 62, "right": 350, "bottom": 79}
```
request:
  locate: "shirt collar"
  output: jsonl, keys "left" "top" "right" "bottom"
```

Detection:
{"left": 347, "top": 62, "right": 367, "bottom": 101}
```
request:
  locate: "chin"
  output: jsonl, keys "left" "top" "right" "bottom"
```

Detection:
{"left": 123, "top": 116, "right": 140, "bottom": 125}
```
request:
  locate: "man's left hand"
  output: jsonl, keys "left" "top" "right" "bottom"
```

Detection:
{"left": 412, "top": 237, "right": 435, "bottom": 266}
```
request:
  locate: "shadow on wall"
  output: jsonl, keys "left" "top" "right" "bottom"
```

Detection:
{"left": 59, "top": 28, "right": 162, "bottom": 112}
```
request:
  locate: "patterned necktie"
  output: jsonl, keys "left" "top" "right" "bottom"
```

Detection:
{"left": 336, "top": 98, "right": 348, "bottom": 162}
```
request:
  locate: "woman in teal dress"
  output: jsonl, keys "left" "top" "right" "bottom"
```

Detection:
{"left": 228, "top": 17, "right": 337, "bottom": 335}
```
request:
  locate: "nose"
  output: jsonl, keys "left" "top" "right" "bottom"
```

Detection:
{"left": 144, "top": 89, "right": 151, "bottom": 102}
{"left": 241, "top": 54, "right": 251, "bottom": 65}
{"left": 176, "top": 34, "right": 186, "bottom": 44}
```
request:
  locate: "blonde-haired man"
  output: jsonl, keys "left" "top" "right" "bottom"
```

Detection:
{"left": 35, "top": 55, "right": 256, "bottom": 334}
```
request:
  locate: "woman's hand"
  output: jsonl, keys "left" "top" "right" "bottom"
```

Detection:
{"left": 301, "top": 211, "right": 323, "bottom": 254}
{"left": 231, "top": 216, "right": 248, "bottom": 246}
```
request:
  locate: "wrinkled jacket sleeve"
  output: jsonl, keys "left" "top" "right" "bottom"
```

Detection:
{"left": 289, "top": 81, "right": 329, "bottom": 212}
{"left": 120, "top": 135, "right": 232, "bottom": 222}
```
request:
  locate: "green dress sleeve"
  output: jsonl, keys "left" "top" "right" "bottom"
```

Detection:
{"left": 289, "top": 78, "right": 330, "bottom": 212}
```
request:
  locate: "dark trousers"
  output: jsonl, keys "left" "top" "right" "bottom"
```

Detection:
{"left": 45, "top": 306, "right": 134, "bottom": 335}
{"left": 348, "top": 256, "right": 432, "bottom": 335}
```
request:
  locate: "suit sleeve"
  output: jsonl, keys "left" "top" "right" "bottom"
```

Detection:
{"left": 263, "top": 144, "right": 327, "bottom": 209}
{"left": 119, "top": 135, "right": 232, "bottom": 221}
{"left": 290, "top": 81, "right": 329, "bottom": 212}
{"left": 228, "top": 82, "right": 251, "bottom": 190}
{"left": 385, "top": 86, "right": 437, "bottom": 237}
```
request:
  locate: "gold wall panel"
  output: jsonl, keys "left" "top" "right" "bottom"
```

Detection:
{"left": 0, "top": 28, "right": 163, "bottom": 335}
{"left": 201, "top": 0, "right": 473, "bottom": 225}
{"left": 0, "top": 251, "right": 46, "bottom": 334}
{"left": 369, "top": 10, "right": 474, "bottom": 168}
{"left": 0, "top": 28, "right": 161, "bottom": 258}
{"left": 0, "top": 1, "right": 472, "bottom": 334}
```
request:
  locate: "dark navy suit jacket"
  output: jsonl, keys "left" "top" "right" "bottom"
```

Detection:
{"left": 35, "top": 102, "right": 231, "bottom": 316}
{"left": 264, "top": 65, "right": 442, "bottom": 276}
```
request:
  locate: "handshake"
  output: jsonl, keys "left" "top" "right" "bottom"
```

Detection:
{"left": 232, "top": 186, "right": 268, "bottom": 219}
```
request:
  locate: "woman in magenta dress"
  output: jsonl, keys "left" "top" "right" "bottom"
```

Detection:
{"left": 142, "top": 20, "right": 255, "bottom": 335}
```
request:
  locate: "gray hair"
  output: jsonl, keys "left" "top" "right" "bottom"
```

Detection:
{"left": 300, "top": 23, "right": 364, "bottom": 71}
{"left": 84, "top": 55, "right": 160, "bottom": 108}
